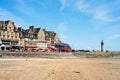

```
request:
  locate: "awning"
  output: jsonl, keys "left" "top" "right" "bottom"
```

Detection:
{"left": 61, "top": 48, "right": 72, "bottom": 51}
{"left": 25, "top": 46, "right": 37, "bottom": 49}
{"left": 48, "top": 47, "right": 58, "bottom": 51}
{"left": 1, "top": 44, "right": 5, "bottom": 47}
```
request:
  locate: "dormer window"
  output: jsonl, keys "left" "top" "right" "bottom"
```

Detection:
{"left": 45, "top": 33, "right": 48, "bottom": 36}
{"left": 30, "top": 35, "right": 33, "bottom": 38}
{"left": 15, "top": 28, "right": 17, "bottom": 31}
{"left": 19, "top": 33, "right": 22, "bottom": 37}
{"left": 2, "top": 26, "right": 5, "bottom": 29}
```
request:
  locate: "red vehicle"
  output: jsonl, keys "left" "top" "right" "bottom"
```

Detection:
{"left": 55, "top": 43, "right": 72, "bottom": 52}
{"left": 47, "top": 47, "right": 58, "bottom": 52}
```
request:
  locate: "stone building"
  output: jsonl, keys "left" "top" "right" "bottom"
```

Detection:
{"left": 0, "top": 20, "right": 19, "bottom": 50}
{"left": 0, "top": 20, "right": 60, "bottom": 50}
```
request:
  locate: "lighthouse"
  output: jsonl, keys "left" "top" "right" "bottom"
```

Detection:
{"left": 101, "top": 40, "right": 104, "bottom": 52}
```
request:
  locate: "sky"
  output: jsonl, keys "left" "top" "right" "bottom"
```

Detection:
{"left": 0, "top": 0, "right": 120, "bottom": 51}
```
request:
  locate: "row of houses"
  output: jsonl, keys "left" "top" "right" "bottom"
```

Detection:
{"left": 0, "top": 20, "right": 60, "bottom": 51}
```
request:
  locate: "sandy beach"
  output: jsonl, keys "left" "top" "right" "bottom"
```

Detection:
{"left": 0, "top": 58, "right": 120, "bottom": 80}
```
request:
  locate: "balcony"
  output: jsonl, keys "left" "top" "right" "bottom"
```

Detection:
{"left": 29, "top": 35, "right": 34, "bottom": 39}
{"left": 11, "top": 39, "right": 19, "bottom": 42}
{"left": 45, "top": 38, "right": 50, "bottom": 41}
{"left": 1, "top": 38, "right": 18, "bottom": 42}
{"left": 11, "top": 34, "right": 14, "bottom": 36}
{"left": 1, "top": 38, "right": 11, "bottom": 41}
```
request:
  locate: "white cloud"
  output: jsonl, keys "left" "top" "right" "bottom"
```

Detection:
{"left": 109, "top": 34, "right": 120, "bottom": 40}
{"left": 60, "top": 0, "right": 68, "bottom": 11}
{"left": 76, "top": 0, "right": 91, "bottom": 13}
{"left": 59, "top": 0, "right": 120, "bottom": 22}
{"left": 75, "top": 0, "right": 120, "bottom": 22}
{"left": 59, "top": 0, "right": 74, "bottom": 11}
{"left": 92, "top": 6, "right": 120, "bottom": 22}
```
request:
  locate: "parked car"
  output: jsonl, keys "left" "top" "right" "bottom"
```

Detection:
{"left": 11, "top": 46, "right": 24, "bottom": 51}
{"left": 32, "top": 48, "right": 47, "bottom": 52}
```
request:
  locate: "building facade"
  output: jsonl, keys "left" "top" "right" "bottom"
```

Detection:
{"left": 0, "top": 20, "right": 60, "bottom": 50}
{"left": 0, "top": 20, "right": 20, "bottom": 50}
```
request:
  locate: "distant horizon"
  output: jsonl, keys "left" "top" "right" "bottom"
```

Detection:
{"left": 0, "top": 0, "right": 120, "bottom": 51}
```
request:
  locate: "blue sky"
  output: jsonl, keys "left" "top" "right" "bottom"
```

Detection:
{"left": 0, "top": 0, "right": 120, "bottom": 51}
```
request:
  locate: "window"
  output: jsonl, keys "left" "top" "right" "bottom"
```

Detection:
{"left": 15, "top": 33, "right": 18, "bottom": 38}
{"left": 20, "top": 43, "right": 22, "bottom": 45}
{"left": 11, "top": 42, "right": 17, "bottom": 45}
{"left": 3, "top": 35, "right": 5, "bottom": 38}
{"left": 19, "top": 33, "right": 22, "bottom": 37}
{"left": 3, "top": 31, "right": 5, "bottom": 34}
{"left": 9, "top": 27, "right": 12, "bottom": 31}
{"left": 11, "top": 32, "right": 14, "bottom": 36}
{"left": 30, "top": 42, "right": 33, "bottom": 45}
{"left": 2, "top": 41, "right": 10, "bottom": 45}
{"left": 7, "top": 35, "right": 9, "bottom": 38}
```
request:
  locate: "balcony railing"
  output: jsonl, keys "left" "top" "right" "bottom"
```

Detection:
{"left": 1, "top": 38, "right": 18, "bottom": 42}
{"left": 11, "top": 34, "right": 14, "bottom": 36}
{"left": 1, "top": 38, "right": 11, "bottom": 41}
{"left": 11, "top": 39, "right": 19, "bottom": 42}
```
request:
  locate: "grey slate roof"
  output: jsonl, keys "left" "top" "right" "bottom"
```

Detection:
{"left": 21, "top": 28, "right": 41, "bottom": 38}
{"left": 34, "top": 28, "right": 41, "bottom": 39}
